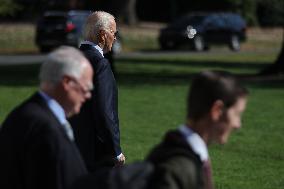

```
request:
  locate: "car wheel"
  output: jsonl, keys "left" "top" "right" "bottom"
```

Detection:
{"left": 229, "top": 35, "right": 241, "bottom": 51}
{"left": 193, "top": 35, "right": 205, "bottom": 52}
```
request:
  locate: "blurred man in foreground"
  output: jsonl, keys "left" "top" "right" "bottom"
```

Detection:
{"left": 147, "top": 70, "right": 249, "bottom": 189}
{"left": 0, "top": 46, "right": 93, "bottom": 189}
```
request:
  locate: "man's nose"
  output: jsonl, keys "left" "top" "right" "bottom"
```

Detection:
{"left": 85, "top": 92, "right": 92, "bottom": 99}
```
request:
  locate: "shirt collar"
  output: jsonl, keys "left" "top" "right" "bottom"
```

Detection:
{"left": 178, "top": 124, "right": 209, "bottom": 162}
{"left": 38, "top": 91, "right": 68, "bottom": 125}
{"left": 81, "top": 40, "right": 104, "bottom": 57}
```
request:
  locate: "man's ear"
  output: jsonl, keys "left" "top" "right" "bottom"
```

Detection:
{"left": 61, "top": 75, "right": 72, "bottom": 91}
{"left": 210, "top": 100, "right": 224, "bottom": 121}
{"left": 98, "top": 30, "right": 106, "bottom": 43}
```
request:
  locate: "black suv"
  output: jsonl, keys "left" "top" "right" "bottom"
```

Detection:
{"left": 35, "top": 10, "right": 122, "bottom": 53}
{"left": 36, "top": 10, "right": 90, "bottom": 52}
{"left": 159, "top": 12, "right": 247, "bottom": 51}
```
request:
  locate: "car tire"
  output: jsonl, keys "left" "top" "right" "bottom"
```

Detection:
{"left": 229, "top": 35, "right": 241, "bottom": 51}
{"left": 193, "top": 35, "right": 205, "bottom": 52}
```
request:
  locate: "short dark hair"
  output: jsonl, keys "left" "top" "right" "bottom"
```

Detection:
{"left": 187, "top": 70, "right": 248, "bottom": 121}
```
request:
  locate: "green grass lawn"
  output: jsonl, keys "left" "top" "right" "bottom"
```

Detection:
{"left": 0, "top": 52, "right": 283, "bottom": 188}
{"left": 0, "top": 23, "right": 38, "bottom": 54}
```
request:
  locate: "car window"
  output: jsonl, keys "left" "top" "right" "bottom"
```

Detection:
{"left": 69, "top": 15, "right": 82, "bottom": 25}
{"left": 204, "top": 15, "right": 225, "bottom": 28}
{"left": 171, "top": 15, "right": 205, "bottom": 28}
{"left": 223, "top": 14, "right": 246, "bottom": 30}
{"left": 186, "top": 16, "right": 206, "bottom": 25}
{"left": 70, "top": 14, "right": 88, "bottom": 27}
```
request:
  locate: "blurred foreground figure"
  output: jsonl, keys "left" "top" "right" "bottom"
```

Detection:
{"left": 0, "top": 46, "right": 93, "bottom": 189}
{"left": 146, "top": 70, "right": 249, "bottom": 189}
{"left": 69, "top": 11, "right": 125, "bottom": 171}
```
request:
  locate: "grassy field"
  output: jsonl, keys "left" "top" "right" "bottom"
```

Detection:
{"left": 0, "top": 23, "right": 283, "bottom": 188}
{"left": 0, "top": 23, "right": 37, "bottom": 54}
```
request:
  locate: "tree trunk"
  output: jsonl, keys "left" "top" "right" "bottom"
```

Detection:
{"left": 169, "top": 0, "right": 178, "bottom": 22}
{"left": 260, "top": 28, "right": 284, "bottom": 75}
{"left": 120, "top": 0, "right": 138, "bottom": 25}
{"left": 69, "top": 0, "right": 83, "bottom": 9}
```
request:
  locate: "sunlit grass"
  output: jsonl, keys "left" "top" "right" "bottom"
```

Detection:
{"left": 0, "top": 23, "right": 38, "bottom": 54}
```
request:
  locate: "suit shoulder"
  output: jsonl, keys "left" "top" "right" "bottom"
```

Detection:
{"left": 81, "top": 48, "right": 110, "bottom": 70}
{"left": 1, "top": 97, "right": 57, "bottom": 134}
{"left": 14, "top": 99, "right": 49, "bottom": 120}
{"left": 152, "top": 156, "right": 200, "bottom": 189}
{"left": 81, "top": 48, "right": 103, "bottom": 63}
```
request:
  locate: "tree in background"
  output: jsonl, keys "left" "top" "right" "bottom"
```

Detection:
{"left": 241, "top": 0, "right": 258, "bottom": 25}
{"left": 136, "top": 0, "right": 179, "bottom": 22}
{"left": 257, "top": 0, "right": 284, "bottom": 75}
{"left": 1, "top": 0, "right": 283, "bottom": 27}
{"left": 260, "top": 30, "right": 284, "bottom": 75}
{"left": 135, "top": 0, "right": 260, "bottom": 25}
{"left": 257, "top": 0, "right": 284, "bottom": 27}
{"left": 0, "top": 0, "right": 21, "bottom": 17}
{"left": 119, "top": 0, "right": 137, "bottom": 25}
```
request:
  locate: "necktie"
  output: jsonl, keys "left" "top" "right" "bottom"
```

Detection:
{"left": 203, "top": 159, "right": 214, "bottom": 189}
{"left": 62, "top": 121, "right": 74, "bottom": 141}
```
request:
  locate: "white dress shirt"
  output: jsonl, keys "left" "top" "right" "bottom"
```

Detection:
{"left": 178, "top": 124, "right": 209, "bottom": 162}
{"left": 39, "top": 91, "right": 74, "bottom": 141}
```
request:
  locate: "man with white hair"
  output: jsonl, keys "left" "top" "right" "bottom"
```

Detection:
{"left": 69, "top": 11, "right": 125, "bottom": 171}
{"left": 0, "top": 46, "right": 93, "bottom": 189}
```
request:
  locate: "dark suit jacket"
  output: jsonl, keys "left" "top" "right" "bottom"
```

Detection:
{"left": 0, "top": 93, "right": 87, "bottom": 189}
{"left": 146, "top": 130, "right": 204, "bottom": 189}
{"left": 69, "top": 44, "right": 121, "bottom": 171}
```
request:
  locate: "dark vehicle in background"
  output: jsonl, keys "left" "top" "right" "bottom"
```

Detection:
{"left": 35, "top": 10, "right": 122, "bottom": 53}
{"left": 159, "top": 12, "right": 247, "bottom": 51}
{"left": 36, "top": 10, "right": 90, "bottom": 53}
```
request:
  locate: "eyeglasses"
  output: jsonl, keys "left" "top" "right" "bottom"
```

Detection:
{"left": 69, "top": 76, "right": 93, "bottom": 96}
{"left": 109, "top": 29, "right": 118, "bottom": 38}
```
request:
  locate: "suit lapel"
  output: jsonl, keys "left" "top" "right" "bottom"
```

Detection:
{"left": 30, "top": 92, "right": 73, "bottom": 142}
{"left": 80, "top": 44, "right": 104, "bottom": 59}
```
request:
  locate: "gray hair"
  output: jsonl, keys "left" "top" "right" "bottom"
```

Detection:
{"left": 39, "top": 46, "right": 88, "bottom": 85}
{"left": 83, "top": 11, "right": 115, "bottom": 41}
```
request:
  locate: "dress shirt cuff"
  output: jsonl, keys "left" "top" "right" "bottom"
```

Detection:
{"left": 116, "top": 153, "right": 123, "bottom": 160}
